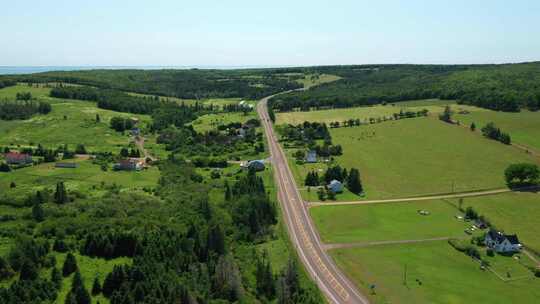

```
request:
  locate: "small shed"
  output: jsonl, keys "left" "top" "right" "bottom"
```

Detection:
{"left": 306, "top": 150, "right": 317, "bottom": 163}
{"left": 328, "top": 180, "right": 343, "bottom": 193}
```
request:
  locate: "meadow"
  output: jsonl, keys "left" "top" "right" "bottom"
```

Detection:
{"left": 330, "top": 241, "right": 540, "bottom": 304}
{"left": 275, "top": 99, "right": 473, "bottom": 125}
{"left": 309, "top": 200, "right": 469, "bottom": 244}
{"left": 189, "top": 111, "right": 258, "bottom": 132}
{"left": 323, "top": 117, "right": 536, "bottom": 199}
{"left": 0, "top": 85, "right": 152, "bottom": 153}
{"left": 446, "top": 191, "right": 540, "bottom": 253}
{"left": 453, "top": 109, "right": 540, "bottom": 151}
{"left": 0, "top": 158, "right": 160, "bottom": 199}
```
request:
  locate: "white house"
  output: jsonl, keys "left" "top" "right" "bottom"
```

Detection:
{"left": 485, "top": 229, "right": 522, "bottom": 253}
{"left": 328, "top": 180, "right": 343, "bottom": 193}
{"left": 241, "top": 160, "right": 265, "bottom": 171}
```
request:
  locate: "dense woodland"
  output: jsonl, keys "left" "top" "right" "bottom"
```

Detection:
{"left": 269, "top": 62, "right": 540, "bottom": 112}
{"left": 7, "top": 69, "right": 302, "bottom": 100}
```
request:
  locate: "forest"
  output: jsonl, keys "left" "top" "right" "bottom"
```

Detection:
{"left": 269, "top": 62, "right": 540, "bottom": 112}
{"left": 6, "top": 69, "right": 303, "bottom": 100}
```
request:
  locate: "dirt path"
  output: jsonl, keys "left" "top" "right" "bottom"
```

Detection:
{"left": 323, "top": 236, "right": 464, "bottom": 250}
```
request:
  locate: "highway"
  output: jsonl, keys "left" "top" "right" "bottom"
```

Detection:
{"left": 257, "top": 95, "right": 369, "bottom": 304}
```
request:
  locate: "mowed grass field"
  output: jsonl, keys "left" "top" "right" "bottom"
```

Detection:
{"left": 454, "top": 109, "right": 540, "bottom": 151}
{"left": 310, "top": 200, "right": 469, "bottom": 244}
{"left": 330, "top": 241, "right": 540, "bottom": 304}
{"left": 275, "top": 99, "right": 477, "bottom": 125}
{"left": 327, "top": 117, "right": 536, "bottom": 199}
{"left": 446, "top": 191, "right": 540, "bottom": 253}
{"left": 0, "top": 85, "right": 152, "bottom": 152}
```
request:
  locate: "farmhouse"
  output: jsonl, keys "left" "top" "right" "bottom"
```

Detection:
{"left": 328, "top": 179, "right": 343, "bottom": 193}
{"left": 305, "top": 150, "right": 317, "bottom": 163}
{"left": 4, "top": 152, "right": 33, "bottom": 165}
{"left": 114, "top": 159, "right": 144, "bottom": 171}
{"left": 485, "top": 229, "right": 522, "bottom": 253}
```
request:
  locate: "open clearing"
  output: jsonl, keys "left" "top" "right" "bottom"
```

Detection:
{"left": 322, "top": 117, "right": 536, "bottom": 199}
{"left": 0, "top": 159, "right": 160, "bottom": 198}
{"left": 446, "top": 191, "right": 540, "bottom": 253}
{"left": 453, "top": 109, "right": 540, "bottom": 151}
{"left": 310, "top": 200, "right": 470, "bottom": 244}
{"left": 189, "top": 111, "right": 258, "bottom": 132}
{"left": 0, "top": 85, "right": 153, "bottom": 152}
{"left": 331, "top": 241, "right": 540, "bottom": 304}
{"left": 275, "top": 99, "right": 483, "bottom": 125}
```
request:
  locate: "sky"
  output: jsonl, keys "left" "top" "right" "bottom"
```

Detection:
{"left": 1, "top": 0, "right": 540, "bottom": 67}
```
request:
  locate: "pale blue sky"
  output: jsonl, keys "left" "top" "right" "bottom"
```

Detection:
{"left": 2, "top": 0, "right": 539, "bottom": 66}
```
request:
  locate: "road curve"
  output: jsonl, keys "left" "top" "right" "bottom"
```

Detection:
{"left": 257, "top": 95, "right": 369, "bottom": 304}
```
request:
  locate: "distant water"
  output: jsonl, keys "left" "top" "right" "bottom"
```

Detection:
{"left": 0, "top": 65, "right": 286, "bottom": 75}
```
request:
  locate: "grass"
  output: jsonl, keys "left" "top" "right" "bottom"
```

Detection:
{"left": 0, "top": 158, "right": 160, "bottom": 198}
{"left": 52, "top": 252, "right": 131, "bottom": 304}
{"left": 0, "top": 84, "right": 52, "bottom": 99}
{"left": 189, "top": 111, "right": 258, "bottom": 132}
{"left": 297, "top": 73, "right": 341, "bottom": 89}
{"left": 330, "top": 241, "right": 540, "bottom": 304}
{"left": 0, "top": 85, "right": 152, "bottom": 153}
{"left": 310, "top": 200, "right": 470, "bottom": 243}
{"left": 446, "top": 191, "right": 540, "bottom": 254}
{"left": 322, "top": 117, "right": 536, "bottom": 199}
{"left": 275, "top": 99, "right": 470, "bottom": 125}
{"left": 453, "top": 108, "right": 540, "bottom": 151}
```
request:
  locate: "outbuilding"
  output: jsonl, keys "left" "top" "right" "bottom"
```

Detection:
{"left": 5, "top": 152, "right": 33, "bottom": 166}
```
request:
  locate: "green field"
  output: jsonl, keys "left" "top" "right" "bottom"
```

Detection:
{"left": 447, "top": 191, "right": 540, "bottom": 253}
{"left": 454, "top": 109, "right": 540, "bottom": 151}
{"left": 275, "top": 99, "right": 476, "bottom": 125}
{"left": 319, "top": 117, "right": 536, "bottom": 199}
{"left": 297, "top": 73, "right": 341, "bottom": 89}
{"left": 310, "top": 200, "right": 470, "bottom": 243}
{"left": 190, "top": 111, "right": 258, "bottom": 132}
{"left": 0, "top": 158, "right": 160, "bottom": 198}
{"left": 0, "top": 85, "right": 152, "bottom": 152}
{"left": 331, "top": 241, "right": 540, "bottom": 304}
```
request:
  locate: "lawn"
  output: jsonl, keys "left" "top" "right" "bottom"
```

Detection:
{"left": 324, "top": 117, "right": 536, "bottom": 199}
{"left": 310, "top": 200, "right": 470, "bottom": 243}
{"left": 0, "top": 159, "right": 160, "bottom": 198}
{"left": 447, "top": 191, "right": 540, "bottom": 254}
{"left": 0, "top": 85, "right": 152, "bottom": 153}
{"left": 275, "top": 99, "right": 474, "bottom": 125}
{"left": 331, "top": 241, "right": 540, "bottom": 304}
{"left": 453, "top": 108, "right": 540, "bottom": 151}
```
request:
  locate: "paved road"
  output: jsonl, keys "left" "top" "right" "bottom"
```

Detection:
{"left": 257, "top": 95, "right": 369, "bottom": 304}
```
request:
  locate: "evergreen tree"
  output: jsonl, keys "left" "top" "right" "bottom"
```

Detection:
{"left": 256, "top": 250, "right": 275, "bottom": 299}
{"left": 95, "top": 114, "right": 101, "bottom": 123}
{"left": 346, "top": 168, "right": 363, "bottom": 195}
{"left": 120, "top": 148, "right": 129, "bottom": 158}
{"left": 0, "top": 162, "right": 10, "bottom": 172}
{"left": 224, "top": 180, "right": 232, "bottom": 201}
{"left": 0, "top": 256, "right": 15, "bottom": 280}
{"left": 62, "top": 253, "right": 78, "bottom": 277}
{"left": 32, "top": 202, "right": 45, "bottom": 222}
{"left": 51, "top": 267, "right": 63, "bottom": 289}
{"left": 54, "top": 181, "right": 68, "bottom": 204}
{"left": 207, "top": 224, "right": 226, "bottom": 256}
{"left": 470, "top": 122, "right": 476, "bottom": 131}
{"left": 91, "top": 276, "right": 102, "bottom": 295}
{"left": 19, "top": 259, "right": 38, "bottom": 281}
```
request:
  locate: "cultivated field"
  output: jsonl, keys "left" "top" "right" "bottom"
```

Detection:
{"left": 325, "top": 117, "right": 536, "bottom": 199}
{"left": 331, "top": 241, "right": 540, "bottom": 304}
{"left": 310, "top": 200, "right": 470, "bottom": 244}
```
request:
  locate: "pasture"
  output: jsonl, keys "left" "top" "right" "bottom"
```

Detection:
{"left": 447, "top": 191, "right": 540, "bottom": 253}
{"left": 297, "top": 73, "right": 341, "bottom": 89}
{"left": 309, "top": 200, "right": 469, "bottom": 244}
{"left": 331, "top": 241, "right": 540, "bottom": 304}
{"left": 325, "top": 117, "right": 536, "bottom": 199}
{"left": 190, "top": 111, "right": 258, "bottom": 132}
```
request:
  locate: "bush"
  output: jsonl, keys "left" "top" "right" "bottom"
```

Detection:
{"left": 504, "top": 163, "right": 540, "bottom": 187}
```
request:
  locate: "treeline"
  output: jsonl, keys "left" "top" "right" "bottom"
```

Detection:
{"left": 305, "top": 165, "right": 363, "bottom": 194}
{"left": 269, "top": 62, "right": 540, "bottom": 112}
{"left": 0, "top": 79, "right": 16, "bottom": 89}
{"left": 0, "top": 100, "right": 51, "bottom": 120}
{"left": 279, "top": 122, "right": 343, "bottom": 158}
{"left": 481, "top": 122, "right": 511, "bottom": 145}
{"left": 12, "top": 69, "right": 302, "bottom": 100}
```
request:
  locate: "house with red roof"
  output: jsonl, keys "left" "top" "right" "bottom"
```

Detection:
{"left": 5, "top": 152, "right": 33, "bottom": 165}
